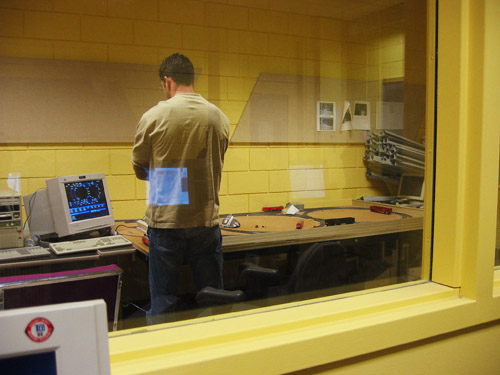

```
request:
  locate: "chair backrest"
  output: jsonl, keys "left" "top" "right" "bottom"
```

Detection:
{"left": 0, "top": 264, "right": 122, "bottom": 331}
{"left": 288, "top": 241, "right": 349, "bottom": 293}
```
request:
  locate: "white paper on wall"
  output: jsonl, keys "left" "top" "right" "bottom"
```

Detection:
{"left": 353, "top": 101, "right": 370, "bottom": 130}
{"left": 341, "top": 101, "right": 353, "bottom": 131}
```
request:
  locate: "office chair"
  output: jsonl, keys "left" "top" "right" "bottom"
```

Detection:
{"left": 195, "top": 286, "right": 245, "bottom": 306}
{"left": 0, "top": 264, "right": 122, "bottom": 331}
{"left": 197, "top": 242, "right": 352, "bottom": 305}
{"left": 287, "top": 241, "right": 354, "bottom": 293}
{"left": 195, "top": 263, "right": 279, "bottom": 306}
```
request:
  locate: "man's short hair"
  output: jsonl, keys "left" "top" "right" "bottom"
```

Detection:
{"left": 159, "top": 53, "right": 194, "bottom": 86}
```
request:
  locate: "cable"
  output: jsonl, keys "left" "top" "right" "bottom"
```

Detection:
{"left": 122, "top": 301, "right": 148, "bottom": 314}
{"left": 114, "top": 224, "right": 145, "bottom": 238}
{"left": 23, "top": 188, "right": 45, "bottom": 232}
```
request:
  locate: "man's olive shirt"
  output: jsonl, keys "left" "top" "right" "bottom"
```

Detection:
{"left": 132, "top": 93, "right": 230, "bottom": 228}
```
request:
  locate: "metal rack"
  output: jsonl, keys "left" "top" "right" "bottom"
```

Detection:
{"left": 364, "top": 131, "right": 425, "bottom": 185}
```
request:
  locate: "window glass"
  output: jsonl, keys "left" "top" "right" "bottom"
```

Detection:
{"left": 0, "top": 0, "right": 430, "bottom": 331}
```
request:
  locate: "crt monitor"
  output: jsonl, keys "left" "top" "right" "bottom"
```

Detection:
{"left": 398, "top": 174, "right": 425, "bottom": 201}
{"left": 24, "top": 173, "right": 115, "bottom": 239}
{"left": 0, "top": 300, "right": 111, "bottom": 375}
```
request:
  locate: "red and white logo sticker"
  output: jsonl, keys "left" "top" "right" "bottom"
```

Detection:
{"left": 25, "top": 317, "right": 54, "bottom": 343}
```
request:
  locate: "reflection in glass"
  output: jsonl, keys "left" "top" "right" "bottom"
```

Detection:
{"left": 149, "top": 168, "right": 189, "bottom": 206}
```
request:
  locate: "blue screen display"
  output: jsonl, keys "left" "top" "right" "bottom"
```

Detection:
{"left": 64, "top": 179, "right": 110, "bottom": 222}
{"left": 0, "top": 351, "right": 57, "bottom": 375}
{"left": 149, "top": 167, "right": 189, "bottom": 206}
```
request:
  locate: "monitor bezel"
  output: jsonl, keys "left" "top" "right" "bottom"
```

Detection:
{"left": 397, "top": 173, "right": 425, "bottom": 201}
{"left": 0, "top": 300, "right": 110, "bottom": 374}
{"left": 46, "top": 173, "right": 115, "bottom": 238}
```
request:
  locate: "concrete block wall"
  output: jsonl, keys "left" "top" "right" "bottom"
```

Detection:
{"left": 0, "top": 0, "right": 413, "bottom": 220}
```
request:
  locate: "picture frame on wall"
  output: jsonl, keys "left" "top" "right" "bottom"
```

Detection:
{"left": 317, "top": 101, "right": 336, "bottom": 131}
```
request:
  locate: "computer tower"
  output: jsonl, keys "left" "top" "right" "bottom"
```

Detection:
{"left": 0, "top": 190, "right": 23, "bottom": 249}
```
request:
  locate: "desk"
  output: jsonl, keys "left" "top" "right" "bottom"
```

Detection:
{"left": 0, "top": 245, "right": 135, "bottom": 270}
{"left": 0, "top": 204, "right": 422, "bottom": 329}
{"left": 110, "top": 204, "right": 422, "bottom": 327}
{"left": 222, "top": 206, "right": 421, "bottom": 253}
{"left": 0, "top": 242, "right": 148, "bottom": 307}
{"left": 117, "top": 203, "right": 423, "bottom": 256}
{"left": 114, "top": 203, "right": 423, "bottom": 299}
{"left": 6, "top": 204, "right": 418, "bottom": 297}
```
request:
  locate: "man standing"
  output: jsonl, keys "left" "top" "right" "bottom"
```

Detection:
{"left": 132, "top": 53, "right": 230, "bottom": 323}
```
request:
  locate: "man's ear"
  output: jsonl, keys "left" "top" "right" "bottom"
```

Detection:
{"left": 164, "top": 76, "right": 172, "bottom": 89}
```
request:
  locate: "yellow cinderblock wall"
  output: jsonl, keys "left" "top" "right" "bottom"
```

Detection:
{"left": 0, "top": 0, "right": 409, "bottom": 219}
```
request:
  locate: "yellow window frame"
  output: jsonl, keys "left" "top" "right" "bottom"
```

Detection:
{"left": 108, "top": 1, "right": 500, "bottom": 373}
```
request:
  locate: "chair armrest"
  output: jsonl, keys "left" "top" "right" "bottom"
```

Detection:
{"left": 196, "top": 286, "right": 245, "bottom": 305}
{"left": 240, "top": 262, "right": 280, "bottom": 283}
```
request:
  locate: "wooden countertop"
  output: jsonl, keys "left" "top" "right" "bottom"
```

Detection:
{"left": 116, "top": 204, "right": 423, "bottom": 256}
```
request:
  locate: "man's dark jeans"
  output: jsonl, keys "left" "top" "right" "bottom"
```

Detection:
{"left": 146, "top": 225, "right": 223, "bottom": 324}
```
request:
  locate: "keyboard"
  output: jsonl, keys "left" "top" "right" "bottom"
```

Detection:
{"left": 0, "top": 246, "right": 52, "bottom": 261}
{"left": 49, "top": 235, "right": 132, "bottom": 255}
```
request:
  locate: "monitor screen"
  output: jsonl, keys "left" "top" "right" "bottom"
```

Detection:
{"left": 1, "top": 351, "right": 57, "bottom": 375}
{"left": 64, "top": 179, "right": 110, "bottom": 222}
{"left": 398, "top": 174, "right": 424, "bottom": 200}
